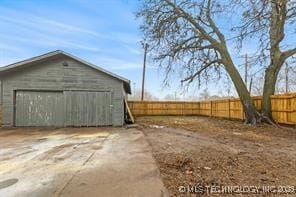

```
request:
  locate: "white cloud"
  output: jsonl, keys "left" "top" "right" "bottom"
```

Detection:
{"left": 109, "top": 32, "right": 141, "bottom": 44}
{"left": 0, "top": 8, "right": 103, "bottom": 37}
{"left": 0, "top": 33, "right": 101, "bottom": 52}
{"left": 89, "top": 55, "right": 156, "bottom": 71}
{"left": 95, "top": 57, "right": 141, "bottom": 70}
{"left": 123, "top": 45, "right": 142, "bottom": 55}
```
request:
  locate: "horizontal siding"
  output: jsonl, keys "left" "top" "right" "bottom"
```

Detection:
{"left": 1, "top": 56, "right": 125, "bottom": 126}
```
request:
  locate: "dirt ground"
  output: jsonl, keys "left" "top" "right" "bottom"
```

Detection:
{"left": 137, "top": 116, "right": 296, "bottom": 196}
{"left": 1, "top": 118, "right": 295, "bottom": 197}
{"left": 0, "top": 127, "right": 168, "bottom": 197}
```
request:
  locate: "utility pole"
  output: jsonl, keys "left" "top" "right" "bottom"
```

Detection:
{"left": 249, "top": 77, "right": 253, "bottom": 95}
{"left": 141, "top": 43, "right": 148, "bottom": 101}
{"left": 285, "top": 62, "right": 289, "bottom": 93}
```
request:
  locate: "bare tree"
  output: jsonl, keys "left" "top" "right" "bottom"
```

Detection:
{"left": 137, "top": 0, "right": 260, "bottom": 123}
{"left": 163, "top": 93, "right": 180, "bottom": 100}
{"left": 199, "top": 88, "right": 211, "bottom": 100}
{"left": 276, "top": 60, "right": 296, "bottom": 93}
{"left": 232, "top": 0, "right": 296, "bottom": 119}
{"left": 129, "top": 89, "right": 159, "bottom": 101}
{"left": 251, "top": 73, "right": 265, "bottom": 96}
{"left": 137, "top": 0, "right": 296, "bottom": 123}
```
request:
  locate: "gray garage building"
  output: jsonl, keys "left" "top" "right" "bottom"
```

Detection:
{"left": 0, "top": 50, "right": 131, "bottom": 127}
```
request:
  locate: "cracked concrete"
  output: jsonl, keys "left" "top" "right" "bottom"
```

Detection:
{"left": 0, "top": 127, "right": 168, "bottom": 197}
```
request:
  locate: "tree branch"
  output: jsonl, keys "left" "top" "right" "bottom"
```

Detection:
{"left": 282, "top": 47, "right": 296, "bottom": 60}
{"left": 205, "top": 0, "right": 226, "bottom": 44}
{"left": 181, "top": 59, "right": 222, "bottom": 83}
{"left": 163, "top": 0, "right": 219, "bottom": 46}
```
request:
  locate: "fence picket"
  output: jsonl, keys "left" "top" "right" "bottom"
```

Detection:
{"left": 128, "top": 94, "right": 296, "bottom": 125}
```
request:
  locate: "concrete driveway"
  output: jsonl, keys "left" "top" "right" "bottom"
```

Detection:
{"left": 0, "top": 127, "right": 168, "bottom": 197}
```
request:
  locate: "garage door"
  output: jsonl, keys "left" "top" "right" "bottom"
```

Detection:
{"left": 15, "top": 91, "right": 64, "bottom": 126}
{"left": 15, "top": 91, "right": 112, "bottom": 127}
{"left": 64, "top": 91, "right": 112, "bottom": 126}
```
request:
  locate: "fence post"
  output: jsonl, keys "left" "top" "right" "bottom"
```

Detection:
{"left": 241, "top": 101, "right": 244, "bottom": 120}
{"left": 228, "top": 99, "right": 231, "bottom": 118}
{"left": 292, "top": 95, "right": 296, "bottom": 124}
{"left": 210, "top": 101, "right": 213, "bottom": 117}
{"left": 287, "top": 96, "right": 290, "bottom": 123}
{"left": 127, "top": 94, "right": 296, "bottom": 124}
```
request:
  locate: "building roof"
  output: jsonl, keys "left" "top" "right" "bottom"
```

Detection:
{"left": 0, "top": 50, "right": 131, "bottom": 94}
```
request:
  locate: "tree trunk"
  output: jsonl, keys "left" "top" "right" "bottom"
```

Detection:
{"left": 261, "top": 0, "right": 286, "bottom": 121}
{"left": 227, "top": 68, "right": 259, "bottom": 124}
{"left": 261, "top": 66, "right": 281, "bottom": 120}
{"left": 222, "top": 52, "right": 260, "bottom": 124}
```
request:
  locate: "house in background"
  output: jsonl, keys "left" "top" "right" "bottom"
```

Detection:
{"left": 0, "top": 50, "right": 131, "bottom": 127}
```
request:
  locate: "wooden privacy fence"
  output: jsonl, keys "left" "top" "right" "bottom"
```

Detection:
{"left": 128, "top": 94, "right": 296, "bottom": 125}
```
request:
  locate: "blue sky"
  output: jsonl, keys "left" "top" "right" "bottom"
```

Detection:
{"left": 0, "top": 0, "right": 293, "bottom": 99}
{"left": 0, "top": 0, "right": 237, "bottom": 99}
{"left": 0, "top": 0, "right": 163, "bottom": 96}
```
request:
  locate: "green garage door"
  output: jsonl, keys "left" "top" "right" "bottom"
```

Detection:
{"left": 15, "top": 91, "right": 64, "bottom": 126}
{"left": 15, "top": 91, "right": 112, "bottom": 127}
{"left": 64, "top": 91, "right": 112, "bottom": 126}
